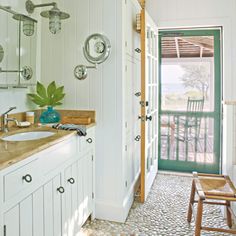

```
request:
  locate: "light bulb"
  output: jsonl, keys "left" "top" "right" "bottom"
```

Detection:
{"left": 49, "top": 13, "right": 61, "bottom": 34}
{"left": 23, "top": 19, "right": 34, "bottom": 36}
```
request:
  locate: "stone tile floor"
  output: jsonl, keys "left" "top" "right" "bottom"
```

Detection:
{"left": 80, "top": 173, "right": 235, "bottom": 235}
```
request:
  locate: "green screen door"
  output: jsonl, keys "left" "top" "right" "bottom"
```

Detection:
{"left": 158, "top": 29, "right": 221, "bottom": 174}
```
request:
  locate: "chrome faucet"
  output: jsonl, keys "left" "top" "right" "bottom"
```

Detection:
{"left": 1, "top": 107, "right": 17, "bottom": 132}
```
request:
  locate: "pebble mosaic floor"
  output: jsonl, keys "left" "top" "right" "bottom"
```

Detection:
{"left": 80, "top": 173, "right": 235, "bottom": 236}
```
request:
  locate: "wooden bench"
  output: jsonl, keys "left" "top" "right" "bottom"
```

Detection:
{"left": 187, "top": 172, "right": 236, "bottom": 235}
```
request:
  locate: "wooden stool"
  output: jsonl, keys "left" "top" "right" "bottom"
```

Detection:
{"left": 187, "top": 172, "right": 236, "bottom": 236}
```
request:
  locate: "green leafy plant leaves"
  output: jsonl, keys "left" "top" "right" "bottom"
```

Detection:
{"left": 28, "top": 81, "right": 65, "bottom": 108}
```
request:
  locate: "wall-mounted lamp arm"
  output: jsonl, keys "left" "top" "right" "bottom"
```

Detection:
{"left": 32, "top": 2, "right": 57, "bottom": 9}
{"left": 0, "top": 68, "right": 22, "bottom": 73}
{"left": 25, "top": 0, "right": 57, "bottom": 14}
{"left": 86, "top": 64, "right": 98, "bottom": 69}
{"left": 0, "top": 5, "right": 18, "bottom": 15}
{"left": 0, "top": 66, "right": 33, "bottom": 80}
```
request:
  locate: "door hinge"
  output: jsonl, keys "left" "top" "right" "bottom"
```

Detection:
{"left": 138, "top": 115, "right": 145, "bottom": 122}
{"left": 125, "top": 0, "right": 127, "bottom": 4}
{"left": 92, "top": 155, "right": 94, "bottom": 161}
{"left": 92, "top": 192, "right": 94, "bottom": 199}
{"left": 125, "top": 181, "right": 128, "bottom": 187}
{"left": 125, "top": 65, "right": 127, "bottom": 71}
{"left": 140, "top": 101, "right": 149, "bottom": 107}
{"left": 125, "top": 145, "right": 128, "bottom": 151}
{"left": 3, "top": 225, "right": 6, "bottom": 236}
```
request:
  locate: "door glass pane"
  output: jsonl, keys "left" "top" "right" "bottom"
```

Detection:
{"left": 161, "top": 36, "right": 214, "bottom": 112}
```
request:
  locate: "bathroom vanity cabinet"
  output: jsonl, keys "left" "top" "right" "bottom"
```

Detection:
{"left": 0, "top": 127, "right": 95, "bottom": 236}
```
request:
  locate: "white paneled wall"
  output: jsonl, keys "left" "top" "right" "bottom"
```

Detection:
{"left": 146, "top": 0, "right": 236, "bottom": 178}
{"left": 41, "top": 0, "right": 125, "bottom": 221}
{"left": 0, "top": 0, "right": 41, "bottom": 114}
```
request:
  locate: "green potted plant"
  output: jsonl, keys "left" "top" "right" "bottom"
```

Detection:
{"left": 28, "top": 81, "right": 65, "bottom": 123}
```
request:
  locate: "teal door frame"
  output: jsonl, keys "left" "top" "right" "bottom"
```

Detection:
{"left": 158, "top": 28, "right": 222, "bottom": 174}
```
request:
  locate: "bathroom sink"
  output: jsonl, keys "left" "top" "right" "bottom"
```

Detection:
{"left": 1, "top": 131, "right": 55, "bottom": 141}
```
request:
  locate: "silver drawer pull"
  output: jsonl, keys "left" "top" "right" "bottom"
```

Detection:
{"left": 86, "top": 138, "right": 93, "bottom": 144}
{"left": 22, "top": 174, "right": 32, "bottom": 183}
{"left": 68, "top": 178, "right": 75, "bottom": 184}
{"left": 57, "top": 186, "right": 65, "bottom": 194}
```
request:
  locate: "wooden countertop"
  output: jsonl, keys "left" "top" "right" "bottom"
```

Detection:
{"left": 0, "top": 123, "right": 95, "bottom": 171}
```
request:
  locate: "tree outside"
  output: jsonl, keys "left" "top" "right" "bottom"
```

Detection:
{"left": 180, "top": 63, "right": 210, "bottom": 100}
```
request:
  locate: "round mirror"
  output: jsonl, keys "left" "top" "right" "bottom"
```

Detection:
{"left": 83, "top": 33, "right": 111, "bottom": 64}
{"left": 0, "top": 45, "right": 4, "bottom": 63}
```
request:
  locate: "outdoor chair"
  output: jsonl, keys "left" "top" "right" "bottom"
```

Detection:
{"left": 175, "top": 97, "right": 204, "bottom": 143}
{"left": 187, "top": 172, "right": 236, "bottom": 236}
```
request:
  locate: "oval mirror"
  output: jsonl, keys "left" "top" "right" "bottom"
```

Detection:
{"left": 0, "top": 45, "right": 4, "bottom": 63}
{"left": 83, "top": 33, "right": 111, "bottom": 64}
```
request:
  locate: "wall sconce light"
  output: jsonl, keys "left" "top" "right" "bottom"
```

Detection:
{"left": 13, "top": 14, "right": 37, "bottom": 36}
{"left": 0, "top": 5, "right": 37, "bottom": 37}
{"left": 25, "top": 0, "right": 70, "bottom": 34}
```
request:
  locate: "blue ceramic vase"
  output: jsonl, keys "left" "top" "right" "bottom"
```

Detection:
{"left": 39, "top": 106, "right": 61, "bottom": 124}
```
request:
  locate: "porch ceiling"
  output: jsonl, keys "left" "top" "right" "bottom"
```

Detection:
{"left": 161, "top": 36, "right": 214, "bottom": 58}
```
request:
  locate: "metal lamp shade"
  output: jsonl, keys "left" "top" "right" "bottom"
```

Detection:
{"left": 40, "top": 6, "right": 69, "bottom": 34}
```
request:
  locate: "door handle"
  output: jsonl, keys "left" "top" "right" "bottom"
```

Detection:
{"left": 135, "top": 92, "right": 141, "bottom": 97}
{"left": 22, "top": 174, "right": 32, "bottom": 183}
{"left": 146, "top": 115, "right": 152, "bottom": 121}
{"left": 57, "top": 186, "right": 65, "bottom": 194}
{"left": 135, "top": 48, "right": 141, "bottom": 53}
{"left": 135, "top": 135, "right": 141, "bottom": 141}
{"left": 86, "top": 138, "right": 93, "bottom": 143}
{"left": 68, "top": 178, "right": 75, "bottom": 184}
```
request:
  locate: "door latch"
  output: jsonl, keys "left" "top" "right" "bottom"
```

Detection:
{"left": 138, "top": 115, "right": 145, "bottom": 122}
{"left": 140, "top": 101, "right": 149, "bottom": 107}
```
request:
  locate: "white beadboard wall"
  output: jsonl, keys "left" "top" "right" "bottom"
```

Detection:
{"left": 146, "top": 0, "right": 236, "bottom": 177}
{"left": 0, "top": 0, "right": 41, "bottom": 114}
{"left": 41, "top": 0, "right": 125, "bottom": 221}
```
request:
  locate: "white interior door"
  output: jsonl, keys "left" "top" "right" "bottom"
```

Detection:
{"left": 141, "top": 9, "right": 159, "bottom": 202}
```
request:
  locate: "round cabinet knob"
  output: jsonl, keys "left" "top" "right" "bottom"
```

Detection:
{"left": 135, "top": 48, "right": 141, "bottom": 53}
{"left": 68, "top": 178, "right": 75, "bottom": 184}
{"left": 135, "top": 135, "right": 141, "bottom": 141}
{"left": 57, "top": 186, "right": 65, "bottom": 194}
{"left": 22, "top": 174, "right": 32, "bottom": 183}
{"left": 86, "top": 138, "right": 93, "bottom": 144}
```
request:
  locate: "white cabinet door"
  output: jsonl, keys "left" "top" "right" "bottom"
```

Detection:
{"left": 63, "top": 161, "right": 80, "bottom": 236}
{"left": 32, "top": 188, "right": 44, "bottom": 236}
{"left": 83, "top": 151, "right": 93, "bottom": 222}
{"left": 132, "top": 58, "right": 141, "bottom": 176}
{"left": 125, "top": 0, "right": 141, "bottom": 60}
{"left": 19, "top": 195, "right": 33, "bottom": 236}
{"left": 125, "top": 57, "right": 134, "bottom": 132}
{"left": 77, "top": 158, "right": 84, "bottom": 228}
{"left": 44, "top": 174, "right": 62, "bottom": 236}
{"left": 4, "top": 205, "right": 20, "bottom": 236}
{"left": 4, "top": 189, "right": 44, "bottom": 236}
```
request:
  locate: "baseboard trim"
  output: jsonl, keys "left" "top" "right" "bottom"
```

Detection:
{"left": 95, "top": 171, "right": 140, "bottom": 223}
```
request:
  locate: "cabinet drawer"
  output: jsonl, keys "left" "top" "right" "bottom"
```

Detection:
{"left": 4, "top": 159, "right": 38, "bottom": 202}
{"left": 38, "top": 136, "right": 78, "bottom": 175}
{"left": 79, "top": 128, "right": 95, "bottom": 153}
